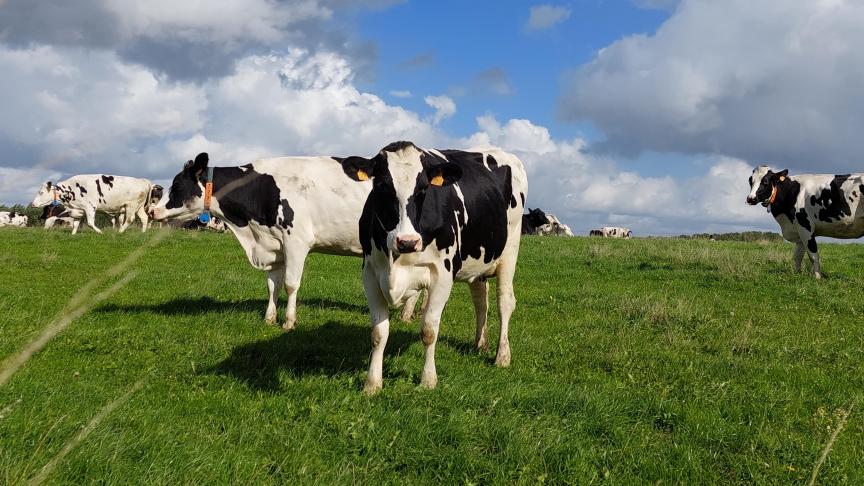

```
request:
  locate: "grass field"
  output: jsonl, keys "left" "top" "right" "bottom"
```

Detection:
{"left": 1, "top": 228, "right": 863, "bottom": 484}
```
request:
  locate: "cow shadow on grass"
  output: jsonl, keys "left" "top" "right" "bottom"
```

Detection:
{"left": 95, "top": 295, "right": 367, "bottom": 316}
{"left": 209, "top": 321, "right": 417, "bottom": 391}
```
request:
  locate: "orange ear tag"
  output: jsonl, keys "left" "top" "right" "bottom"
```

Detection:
{"left": 204, "top": 181, "right": 213, "bottom": 207}
{"left": 430, "top": 173, "right": 444, "bottom": 186}
{"left": 779, "top": 176, "right": 786, "bottom": 182}
{"left": 357, "top": 169, "right": 369, "bottom": 181}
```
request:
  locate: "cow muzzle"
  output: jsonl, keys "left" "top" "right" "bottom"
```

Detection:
{"left": 395, "top": 235, "right": 421, "bottom": 254}
{"left": 745, "top": 196, "right": 758, "bottom": 205}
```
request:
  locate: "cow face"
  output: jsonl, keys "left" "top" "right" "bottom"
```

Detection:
{"left": 150, "top": 153, "right": 208, "bottom": 222}
{"left": 31, "top": 182, "right": 56, "bottom": 208}
{"left": 341, "top": 142, "right": 463, "bottom": 255}
{"left": 149, "top": 185, "right": 164, "bottom": 207}
{"left": 746, "top": 166, "right": 788, "bottom": 206}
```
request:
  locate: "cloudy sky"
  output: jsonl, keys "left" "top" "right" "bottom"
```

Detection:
{"left": 1, "top": 0, "right": 862, "bottom": 235}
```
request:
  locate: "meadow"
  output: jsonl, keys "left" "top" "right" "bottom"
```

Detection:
{"left": 1, "top": 228, "right": 863, "bottom": 484}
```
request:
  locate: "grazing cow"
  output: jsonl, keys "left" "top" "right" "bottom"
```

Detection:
{"left": 746, "top": 165, "right": 864, "bottom": 279}
{"left": 150, "top": 152, "right": 421, "bottom": 330}
{"left": 339, "top": 141, "right": 528, "bottom": 393}
{"left": 30, "top": 176, "right": 154, "bottom": 234}
{"left": 535, "top": 214, "right": 574, "bottom": 237}
{"left": 0, "top": 211, "right": 28, "bottom": 227}
{"left": 601, "top": 226, "right": 632, "bottom": 238}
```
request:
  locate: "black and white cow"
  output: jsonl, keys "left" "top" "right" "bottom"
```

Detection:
{"left": 39, "top": 204, "right": 76, "bottom": 229}
{"left": 0, "top": 211, "right": 28, "bottom": 227}
{"left": 521, "top": 208, "right": 549, "bottom": 235}
{"left": 747, "top": 165, "right": 864, "bottom": 279}
{"left": 150, "top": 153, "right": 422, "bottom": 331}
{"left": 600, "top": 226, "right": 632, "bottom": 238}
{"left": 339, "top": 141, "right": 528, "bottom": 393}
{"left": 30, "top": 176, "right": 155, "bottom": 234}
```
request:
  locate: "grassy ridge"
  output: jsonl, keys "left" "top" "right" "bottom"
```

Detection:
{"left": 1, "top": 228, "right": 863, "bottom": 484}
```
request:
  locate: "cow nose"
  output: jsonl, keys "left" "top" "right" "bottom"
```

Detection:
{"left": 746, "top": 196, "right": 756, "bottom": 205}
{"left": 396, "top": 236, "right": 420, "bottom": 253}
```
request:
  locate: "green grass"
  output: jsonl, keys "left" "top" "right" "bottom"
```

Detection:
{"left": 1, "top": 228, "right": 863, "bottom": 484}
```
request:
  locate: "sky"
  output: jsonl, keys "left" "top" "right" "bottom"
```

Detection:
{"left": 1, "top": 0, "right": 862, "bottom": 236}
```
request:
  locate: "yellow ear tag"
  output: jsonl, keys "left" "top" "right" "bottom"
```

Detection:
{"left": 430, "top": 173, "right": 444, "bottom": 187}
{"left": 357, "top": 169, "right": 369, "bottom": 181}
{"left": 779, "top": 175, "right": 786, "bottom": 182}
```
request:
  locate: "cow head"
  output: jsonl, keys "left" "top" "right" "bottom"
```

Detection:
{"left": 31, "top": 181, "right": 56, "bottom": 208}
{"left": 150, "top": 153, "right": 209, "bottom": 222}
{"left": 148, "top": 185, "right": 164, "bottom": 208}
{"left": 746, "top": 166, "right": 788, "bottom": 206}
{"left": 526, "top": 208, "right": 549, "bottom": 228}
{"left": 340, "top": 141, "right": 463, "bottom": 255}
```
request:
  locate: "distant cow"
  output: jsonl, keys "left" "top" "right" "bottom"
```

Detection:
{"left": 746, "top": 165, "right": 864, "bottom": 279}
{"left": 536, "top": 214, "right": 574, "bottom": 236}
{"left": 150, "top": 152, "right": 421, "bottom": 331}
{"left": 522, "top": 208, "right": 549, "bottom": 235}
{"left": 0, "top": 211, "right": 28, "bottom": 227}
{"left": 40, "top": 204, "right": 76, "bottom": 229}
{"left": 31, "top": 176, "right": 155, "bottom": 234}
{"left": 339, "top": 141, "right": 528, "bottom": 393}
{"left": 589, "top": 229, "right": 603, "bottom": 237}
{"left": 600, "top": 226, "right": 632, "bottom": 238}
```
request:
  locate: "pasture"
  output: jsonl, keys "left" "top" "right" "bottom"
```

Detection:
{"left": 1, "top": 228, "right": 863, "bottom": 484}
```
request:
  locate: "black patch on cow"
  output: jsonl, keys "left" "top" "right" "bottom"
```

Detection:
{"left": 520, "top": 192, "right": 525, "bottom": 207}
{"left": 95, "top": 179, "right": 104, "bottom": 199}
{"left": 795, "top": 208, "right": 811, "bottom": 232}
{"left": 40, "top": 204, "right": 67, "bottom": 220}
{"left": 768, "top": 179, "right": 801, "bottom": 223}
{"left": 213, "top": 168, "right": 294, "bottom": 230}
{"left": 381, "top": 141, "right": 418, "bottom": 153}
{"left": 486, "top": 154, "right": 499, "bottom": 170}
{"left": 807, "top": 237, "right": 818, "bottom": 253}
{"left": 810, "top": 175, "right": 852, "bottom": 223}
{"left": 358, "top": 155, "right": 398, "bottom": 257}
{"left": 444, "top": 258, "right": 451, "bottom": 273}
{"left": 75, "top": 183, "right": 87, "bottom": 197}
{"left": 101, "top": 175, "right": 114, "bottom": 188}
{"left": 277, "top": 199, "right": 295, "bottom": 230}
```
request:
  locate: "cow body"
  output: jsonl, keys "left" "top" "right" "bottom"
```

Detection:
{"left": 339, "top": 141, "right": 527, "bottom": 393}
{"left": 600, "top": 226, "right": 632, "bottom": 238}
{"left": 31, "top": 175, "right": 154, "bottom": 234}
{"left": 39, "top": 204, "right": 76, "bottom": 229}
{"left": 150, "top": 153, "right": 421, "bottom": 330}
{"left": 747, "top": 166, "right": 864, "bottom": 278}
{"left": 0, "top": 211, "right": 28, "bottom": 227}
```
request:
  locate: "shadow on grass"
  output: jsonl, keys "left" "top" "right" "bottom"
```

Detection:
{"left": 95, "top": 295, "right": 367, "bottom": 316}
{"left": 209, "top": 320, "right": 417, "bottom": 391}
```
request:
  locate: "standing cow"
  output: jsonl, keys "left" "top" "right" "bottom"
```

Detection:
{"left": 746, "top": 165, "right": 864, "bottom": 279}
{"left": 149, "top": 153, "right": 421, "bottom": 331}
{"left": 30, "top": 176, "right": 155, "bottom": 234}
{"left": 339, "top": 141, "right": 527, "bottom": 393}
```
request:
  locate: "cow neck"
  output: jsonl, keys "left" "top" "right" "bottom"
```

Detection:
{"left": 769, "top": 178, "right": 799, "bottom": 219}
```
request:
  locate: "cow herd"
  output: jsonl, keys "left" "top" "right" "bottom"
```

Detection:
{"left": 7, "top": 143, "right": 864, "bottom": 391}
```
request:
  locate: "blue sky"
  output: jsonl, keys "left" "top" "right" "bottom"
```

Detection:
{"left": 0, "top": 0, "right": 861, "bottom": 236}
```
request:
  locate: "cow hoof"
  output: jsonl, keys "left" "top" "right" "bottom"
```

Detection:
{"left": 363, "top": 381, "right": 382, "bottom": 396}
{"left": 281, "top": 321, "right": 296, "bottom": 332}
{"left": 420, "top": 374, "right": 438, "bottom": 389}
{"left": 495, "top": 350, "right": 511, "bottom": 368}
{"left": 264, "top": 315, "right": 277, "bottom": 326}
{"left": 475, "top": 339, "right": 489, "bottom": 353}
{"left": 815, "top": 272, "right": 823, "bottom": 280}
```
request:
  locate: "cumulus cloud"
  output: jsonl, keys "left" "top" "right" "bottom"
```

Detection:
{"left": 526, "top": 5, "right": 571, "bottom": 31}
{"left": 560, "top": 0, "right": 864, "bottom": 172}
{"left": 462, "top": 115, "right": 771, "bottom": 235}
{"left": 424, "top": 95, "right": 457, "bottom": 124}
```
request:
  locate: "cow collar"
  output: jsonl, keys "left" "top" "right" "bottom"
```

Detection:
{"left": 768, "top": 175, "right": 786, "bottom": 206}
{"left": 199, "top": 166, "right": 215, "bottom": 224}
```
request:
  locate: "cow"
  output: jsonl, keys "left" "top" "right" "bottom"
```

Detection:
{"left": 338, "top": 141, "right": 528, "bottom": 393}
{"left": 521, "top": 208, "right": 549, "bottom": 235}
{"left": 589, "top": 229, "right": 603, "bottom": 237}
{"left": 149, "top": 152, "right": 422, "bottom": 331}
{"left": 746, "top": 165, "right": 864, "bottom": 279}
{"left": 39, "top": 204, "right": 76, "bottom": 229}
{"left": 30, "top": 176, "right": 154, "bottom": 234}
{"left": 0, "top": 211, "right": 28, "bottom": 227}
{"left": 535, "top": 214, "right": 574, "bottom": 237}
{"left": 600, "top": 226, "right": 632, "bottom": 238}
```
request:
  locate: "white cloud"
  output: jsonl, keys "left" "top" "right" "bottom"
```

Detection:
{"left": 463, "top": 115, "right": 771, "bottom": 235}
{"left": 0, "top": 167, "right": 63, "bottom": 207}
{"left": 424, "top": 95, "right": 457, "bottom": 124}
{"left": 560, "top": 0, "right": 864, "bottom": 172}
{"left": 526, "top": 5, "right": 571, "bottom": 31}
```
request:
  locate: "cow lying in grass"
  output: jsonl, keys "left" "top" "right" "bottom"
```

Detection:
{"left": 747, "top": 165, "right": 864, "bottom": 278}
{"left": 150, "top": 152, "right": 420, "bottom": 331}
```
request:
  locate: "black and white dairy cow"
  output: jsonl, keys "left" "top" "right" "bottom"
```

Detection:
{"left": 31, "top": 176, "right": 155, "bottom": 234}
{"left": 149, "top": 152, "right": 422, "bottom": 331}
{"left": 747, "top": 165, "right": 864, "bottom": 278}
{"left": 0, "top": 211, "right": 28, "bottom": 227}
{"left": 339, "top": 141, "right": 528, "bottom": 393}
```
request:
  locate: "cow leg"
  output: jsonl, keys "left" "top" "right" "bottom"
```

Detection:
{"left": 136, "top": 206, "right": 150, "bottom": 232}
{"left": 44, "top": 217, "right": 56, "bottom": 229}
{"left": 264, "top": 267, "right": 284, "bottom": 326}
{"left": 470, "top": 280, "right": 489, "bottom": 352}
{"left": 794, "top": 242, "right": 805, "bottom": 273}
{"left": 84, "top": 209, "right": 102, "bottom": 234}
{"left": 281, "top": 243, "right": 310, "bottom": 332}
{"left": 420, "top": 278, "right": 454, "bottom": 389}
{"left": 495, "top": 244, "right": 520, "bottom": 368}
{"left": 110, "top": 216, "right": 116, "bottom": 230}
{"left": 118, "top": 206, "right": 135, "bottom": 233}
{"left": 363, "top": 266, "right": 390, "bottom": 395}
{"left": 399, "top": 290, "right": 422, "bottom": 322}
{"left": 71, "top": 218, "right": 81, "bottom": 235}
{"left": 797, "top": 227, "right": 822, "bottom": 279}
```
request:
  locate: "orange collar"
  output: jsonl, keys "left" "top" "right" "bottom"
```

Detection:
{"left": 768, "top": 175, "right": 786, "bottom": 205}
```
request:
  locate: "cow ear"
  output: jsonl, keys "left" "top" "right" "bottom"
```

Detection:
{"left": 776, "top": 169, "right": 789, "bottom": 179}
{"left": 191, "top": 152, "right": 209, "bottom": 177}
{"left": 426, "top": 163, "right": 462, "bottom": 187}
{"left": 46, "top": 181, "right": 52, "bottom": 188}
{"left": 340, "top": 156, "right": 377, "bottom": 182}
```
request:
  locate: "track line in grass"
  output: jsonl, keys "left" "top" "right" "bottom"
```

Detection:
{"left": 0, "top": 230, "right": 168, "bottom": 388}
{"left": 0, "top": 398, "right": 22, "bottom": 419}
{"left": 27, "top": 378, "right": 147, "bottom": 485}
{"left": 807, "top": 400, "right": 857, "bottom": 486}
